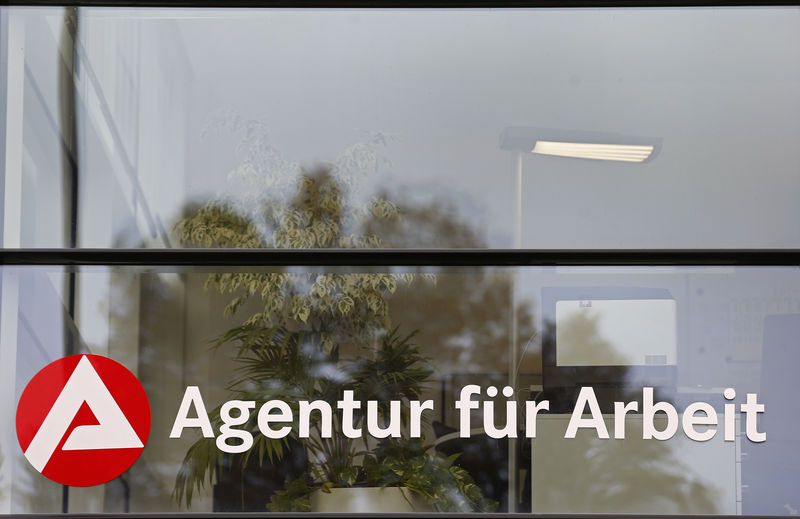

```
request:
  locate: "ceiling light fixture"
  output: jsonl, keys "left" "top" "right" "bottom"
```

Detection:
{"left": 531, "top": 141, "right": 655, "bottom": 162}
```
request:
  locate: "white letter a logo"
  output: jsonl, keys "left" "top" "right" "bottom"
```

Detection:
{"left": 24, "top": 356, "right": 144, "bottom": 473}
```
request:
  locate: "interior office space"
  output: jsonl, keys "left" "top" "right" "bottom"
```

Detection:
{"left": 1, "top": 3, "right": 799, "bottom": 516}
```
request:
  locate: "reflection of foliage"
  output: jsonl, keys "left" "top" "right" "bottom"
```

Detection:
{"left": 391, "top": 270, "right": 536, "bottom": 373}
{"left": 176, "top": 116, "right": 415, "bottom": 348}
{"left": 182, "top": 115, "right": 401, "bottom": 248}
{"left": 173, "top": 118, "right": 490, "bottom": 511}
{"left": 201, "top": 112, "right": 392, "bottom": 196}
{"left": 364, "top": 192, "right": 483, "bottom": 250}
{"left": 176, "top": 168, "right": 411, "bottom": 346}
{"left": 370, "top": 194, "right": 538, "bottom": 374}
{"left": 536, "top": 315, "right": 721, "bottom": 513}
{"left": 173, "top": 171, "right": 413, "bottom": 505}
{"left": 557, "top": 310, "right": 632, "bottom": 366}
{"left": 532, "top": 423, "right": 720, "bottom": 513}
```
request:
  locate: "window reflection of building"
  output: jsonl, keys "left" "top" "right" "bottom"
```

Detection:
{"left": 0, "top": 7, "right": 192, "bottom": 513}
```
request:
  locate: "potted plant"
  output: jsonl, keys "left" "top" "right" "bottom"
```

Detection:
{"left": 270, "top": 434, "right": 496, "bottom": 512}
{"left": 261, "top": 330, "right": 496, "bottom": 513}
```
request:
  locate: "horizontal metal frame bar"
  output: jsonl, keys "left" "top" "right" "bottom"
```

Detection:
{"left": 0, "top": 515, "right": 773, "bottom": 519}
{"left": 1, "top": 248, "right": 800, "bottom": 266}
{"left": 3, "top": 0, "right": 800, "bottom": 7}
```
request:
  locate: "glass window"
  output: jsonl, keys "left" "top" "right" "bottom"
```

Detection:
{"left": 3, "top": 4, "right": 799, "bottom": 517}
{"left": 1, "top": 264, "right": 798, "bottom": 514}
{"left": 2, "top": 6, "right": 799, "bottom": 249}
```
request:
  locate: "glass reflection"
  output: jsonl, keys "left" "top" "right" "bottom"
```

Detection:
{"left": 4, "top": 6, "right": 800, "bottom": 249}
{"left": 1, "top": 265, "right": 799, "bottom": 513}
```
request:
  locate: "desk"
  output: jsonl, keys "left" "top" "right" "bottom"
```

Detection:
{"left": 530, "top": 414, "right": 740, "bottom": 514}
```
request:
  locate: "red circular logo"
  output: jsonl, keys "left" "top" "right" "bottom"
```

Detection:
{"left": 16, "top": 354, "right": 151, "bottom": 487}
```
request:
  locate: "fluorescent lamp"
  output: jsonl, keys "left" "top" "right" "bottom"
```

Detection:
{"left": 532, "top": 141, "right": 654, "bottom": 162}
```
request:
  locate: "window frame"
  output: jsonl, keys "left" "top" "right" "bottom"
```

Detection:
{"left": 1, "top": 1, "right": 798, "bottom": 517}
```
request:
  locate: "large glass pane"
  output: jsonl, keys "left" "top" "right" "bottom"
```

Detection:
{"left": 2, "top": 6, "right": 799, "bottom": 249}
{"left": 1, "top": 264, "right": 798, "bottom": 514}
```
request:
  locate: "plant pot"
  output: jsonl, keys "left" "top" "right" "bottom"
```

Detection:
{"left": 310, "top": 486, "right": 434, "bottom": 513}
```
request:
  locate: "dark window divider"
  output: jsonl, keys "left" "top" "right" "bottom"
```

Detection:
{"left": 1, "top": 248, "right": 800, "bottom": 266}
{"left": 3, "top": 514, "right": 753, "bottom": 519}
{"left": 3, "top": 0, "right": 800, "bottom": 7}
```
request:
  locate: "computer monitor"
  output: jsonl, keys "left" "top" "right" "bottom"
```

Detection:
{"left": 555, "top": 298, "right": 676, "bottom": 367}
{"left": 541, "top": 287, "right": 678, "bottom": 411}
